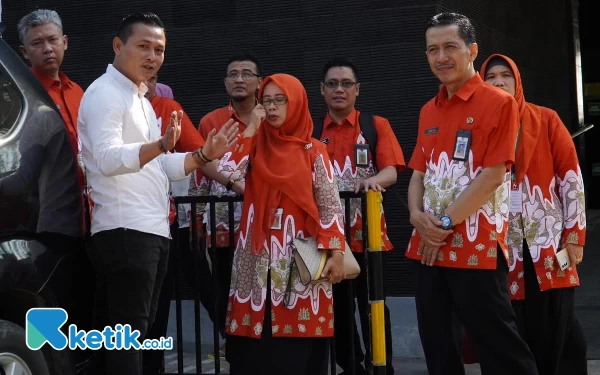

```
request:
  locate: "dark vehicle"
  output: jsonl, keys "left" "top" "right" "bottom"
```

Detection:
{"left": 0, "top": 25, "right": 96, "bottom": 374}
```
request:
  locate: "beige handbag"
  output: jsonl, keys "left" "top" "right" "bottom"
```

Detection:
{"left": 289, "top": 237, "right": 361, "bottom": 286}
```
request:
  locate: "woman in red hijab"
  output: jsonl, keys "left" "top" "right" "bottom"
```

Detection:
{"left": 224, "top": 74, "right": 346, "bottom": 375}
{"left": 463, "top": 54, "right": 587, "bottom": 375}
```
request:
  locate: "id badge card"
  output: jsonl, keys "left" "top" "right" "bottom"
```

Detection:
{"left": 355, "top": 144, "right": 370, "bottom": 168}
{"left": 509, "top": 183, "right": 522, "bottom": 213}
{"left": 452, "top": 130, "right": 472, "bottom": 162}
{"left": 556, "top": 248, "right": 571, "bottom": 271}
{"left": 271, "top": 208, "right": 283, "bottom": 230}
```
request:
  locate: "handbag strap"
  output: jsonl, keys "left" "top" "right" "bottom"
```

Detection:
{"left": 283, "top": 241, "right": 297, "bottom": 308}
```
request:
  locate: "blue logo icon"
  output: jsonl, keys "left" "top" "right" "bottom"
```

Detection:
{"left": 26, "top": 308, "right": 69, "bottom": 350}
{"left": 25, "top": 308, "right": 173, "bottom": 351}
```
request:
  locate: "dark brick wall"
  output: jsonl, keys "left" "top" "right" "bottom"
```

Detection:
{"left": 438, "top": 0, "right": 576, "bottom": 130}
{"left": 580, "top": 0, "right": 600, "bottom": 209}
{"left": 2, "top": 0, "right": 577, "bottom": 296}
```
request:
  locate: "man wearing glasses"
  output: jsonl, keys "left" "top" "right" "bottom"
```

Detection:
{"left": 195, "top": 53, "right": 265, "bottom": 359}
{"left": 315, "top": 57, "right": 405, "bottom": 375}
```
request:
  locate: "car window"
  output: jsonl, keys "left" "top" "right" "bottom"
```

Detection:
{"left": 0, "top": 68, "right": 23, "bottom": 138}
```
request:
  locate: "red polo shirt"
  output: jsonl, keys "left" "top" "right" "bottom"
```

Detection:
{"left": 317, "top": 109, "right": 406, "bottom": 252}
{"left": 406, "top": 74, "right": 519, "bottom": 269}
{"left": 32, "top": 69, "right": 83, "bottom": 142}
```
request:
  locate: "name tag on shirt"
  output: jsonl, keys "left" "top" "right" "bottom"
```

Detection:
{"left": 271, "top": 208, "right": 283, "bottom": 230}
{"left": 425, "top": 127, "right": 439, "bottom": 135}
{"left": 510, "top": 184, "right": 522, "bottom": 213}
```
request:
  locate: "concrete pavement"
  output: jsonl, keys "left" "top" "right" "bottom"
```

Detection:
{"left": 163, "top": 301, "right": 600, "bottom": 374}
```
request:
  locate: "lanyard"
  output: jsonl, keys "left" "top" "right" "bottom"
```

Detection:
{"left": 511, "top": 123, "right": 522, "bottom": 189}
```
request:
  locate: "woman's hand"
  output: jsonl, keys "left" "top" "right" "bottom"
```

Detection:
{"left": 566, "top": 243, "right": 584, "bottom": 266}
{"left": 321, "top": 251, "right": 345, "bottom": 284}
{"left": 244, "top": 104, "right": 265, "bottom": 137}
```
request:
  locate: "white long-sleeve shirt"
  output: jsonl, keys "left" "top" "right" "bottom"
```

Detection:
{"left": 78, "top": 64, "right": 187, "bottom": 238}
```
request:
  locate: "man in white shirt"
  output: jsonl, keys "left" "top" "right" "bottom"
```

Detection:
{"left": 77, "top": 12, "right": 238, "bottom": 375}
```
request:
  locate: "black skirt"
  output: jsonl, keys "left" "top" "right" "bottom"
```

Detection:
{"left": 511, "top": 241, "right": 588, "bottom": 375}
{"left": 226, "top": 274, "right": 331, "bottom": 375}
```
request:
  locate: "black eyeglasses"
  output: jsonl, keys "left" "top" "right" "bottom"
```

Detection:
{"left": 323, "top": 80, "right": 358, "bottom": 89}
{"left": 260, "top": 96, "right": 288, "bottom": 107}
{"left": 225, "top": 71, "right": 260, "bottom": 81}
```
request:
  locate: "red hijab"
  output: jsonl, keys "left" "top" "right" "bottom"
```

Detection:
{"left": 480, "top": 54, "right": 542, "bottom": 185}
{"left": 246, "top": 74, "right": 320, "bottom": 254}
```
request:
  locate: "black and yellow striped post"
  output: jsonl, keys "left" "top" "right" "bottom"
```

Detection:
{"left": 366, "top": 190, "right": 386, "bottom": 375}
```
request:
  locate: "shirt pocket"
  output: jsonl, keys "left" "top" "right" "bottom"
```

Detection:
{"left": 465, "top": 124, "right": 489, "bottom": 167}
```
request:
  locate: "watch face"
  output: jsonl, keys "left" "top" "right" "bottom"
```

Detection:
{"left": 441, "top": 216, "right": 451, "bottom": 228}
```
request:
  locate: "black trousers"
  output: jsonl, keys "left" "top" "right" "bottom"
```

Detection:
{"left": 415, "top": 249, "right": 539, "bottom": 375}
{"left": 512, "top": 242, "right": 588, "bottom": 375}
{"left": 226, "top": 273, "right": 330, "bottom": 375}
{"left": 333, "top": 251, "right": 394, "bottom": 375}
{"left": 207, "top": 245, "right": 235, "bottom": 338}
{"left": 90, "top": 228, "right": 170, "bottom": 375}
{"left": 143, "top": 225, "right": 224, "bottom": 374}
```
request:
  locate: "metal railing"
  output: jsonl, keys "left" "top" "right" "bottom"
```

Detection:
{"left": 165, "top": 190, "right": 386, "bottom": 375}
{"left": 571, "top": 123, "right": 594, "bottom": 138}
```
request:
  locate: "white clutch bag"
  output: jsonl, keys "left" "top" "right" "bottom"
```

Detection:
{"left": 289, "top": 237, "right": 361, "bottom": 286}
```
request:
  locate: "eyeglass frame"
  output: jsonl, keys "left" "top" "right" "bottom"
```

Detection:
{"left": 260, "top": 95, "right": 289, "bottom": 107}
{"left": 322, "top": 80, "right": 359, "bottom": 90}
{"left": 224, "top": 70, "right": 261, "bottom": 81}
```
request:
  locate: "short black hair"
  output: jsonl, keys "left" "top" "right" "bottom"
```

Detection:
{"left": 116, "top": 12, "right": 164, "bottom": 44}
{"left": 322, "top": 57, "right": 359, "bottom": 82}
{"left": 226, "top": 53, "right": 262, "bottom": 76}
{"left": 426, "top": 12, "right": 476, "bottom": 46}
